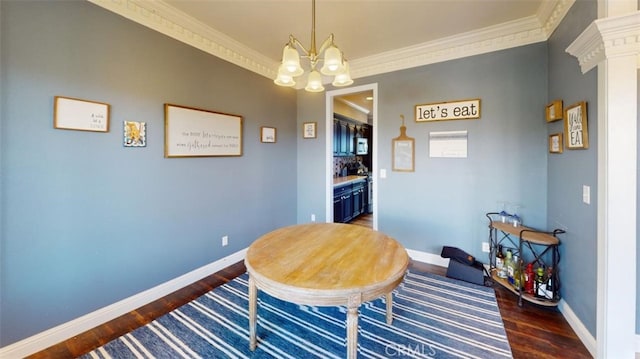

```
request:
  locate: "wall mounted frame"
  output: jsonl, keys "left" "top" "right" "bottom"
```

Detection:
{"left": 564, "top": 101, "right": 588, "bottom": 150}
{"left": 260, "top": 126, "right": 276, "bottom": 143}
{"left": 164, "top": 104, "right": 242, "bottom": 157}
{"left": 546, "top": 100, "right": 563, "bottom": 122}
{"left": 54, "top": 96, "right": 110, "bottom": 132}
{"left": 549, "top": 133, "right": 563, "bottom": 153}
{"left": 392, "top": 115, "right": 415, "bottom": 172}
{"left": 303, "top": 122, "right": 317, "bottom": 139}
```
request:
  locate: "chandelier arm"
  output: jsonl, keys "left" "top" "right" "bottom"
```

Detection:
{"left": 316, "top": 33, "right": 336, "bottom": 58}
{"left": 288, "top": 35, "right": 312, "bottom": 58}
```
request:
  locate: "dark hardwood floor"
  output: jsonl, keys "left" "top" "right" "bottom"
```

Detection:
{"left": 29, "top": 259, "right": 592, "bottom": 359}
{"left": 349, "top": 212, "right": 373, "bottom": 228}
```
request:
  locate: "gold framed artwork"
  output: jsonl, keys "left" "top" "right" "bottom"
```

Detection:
{"left": 549, "top": 133, "right": 563, "bottom": 154}
{"left": 564, "top": 101, "right": 588, "bottom": 149}
{"left": 546, "top": 100, "right": 563, "bottom": 122}
{"left": 303, "top": 122, "right": 317, "bottom": 139}
{"left": 260, "top": 126, "right": 276, "bottom": 143}
{"left": 54, "top": 96, "right": 110, "bottom": 132}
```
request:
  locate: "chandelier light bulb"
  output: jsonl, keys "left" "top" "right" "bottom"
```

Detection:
{"left": 332, "top": 60, "right": 353, "bottom": 87}
{"left": 274, "top": 65, "right": 296, "bottom": 87}
{"left": 282, "top": 45, "right": 303, "bottom": 76}
{"left": 320, "top": 45, "right": 343, "bottom": 76}
{"left": 305, "top": 70, "right": 325, "bottom": 92}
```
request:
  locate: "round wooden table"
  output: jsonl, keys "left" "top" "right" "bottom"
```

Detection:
{"left": 245, "top": 223, "right": 409, "bottom": 359}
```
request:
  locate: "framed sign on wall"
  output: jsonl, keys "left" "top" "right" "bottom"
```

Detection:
{"left": 564, "top": 101, "right": 588, "bottom": 150}
{"left": 392, "top": 115, "right": 415, "bottom": 172}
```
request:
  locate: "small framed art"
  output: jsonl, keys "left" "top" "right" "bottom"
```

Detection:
{"left": 303, "top": 122, "right": 317, "bottom": 139}
{"left": 546, "top": 100, "right": 563, "bottom": 122}
{"left": 261, "top": 126, "right": 276, "bottom": 143}
{"left": 564, "top": 101, "right": 588, "bottom": 149}
{"left": 124, "top": 121, "right": 146, "bottom": 147}
{"left": 549, "top": 133, "right": 563, "bottom": 154}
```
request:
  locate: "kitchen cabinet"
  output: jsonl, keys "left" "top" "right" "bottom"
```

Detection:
{"left": 333, "top": 179, "right": 367, "bottom": 223}
{"left": 333, "top": 114, "right": 369, "bottom": 157}
{"left": 352, "top": 180, "right": 365, "bottom": 218}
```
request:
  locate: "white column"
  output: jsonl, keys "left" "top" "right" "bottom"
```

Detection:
{"left": 566, "top": 3, "right": 639, "bottom": 358}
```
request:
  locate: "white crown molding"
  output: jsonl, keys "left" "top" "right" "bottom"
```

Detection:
{"left": 566, "top": 11, "right": 640, "bottom": 74}
{"left": 87, "top": 0, "right": 279, "bottom": 79}
{"left": 88, "top": 0, "right": 574, "bottom": 84}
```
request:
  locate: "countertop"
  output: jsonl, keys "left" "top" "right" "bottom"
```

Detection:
{"left": 334, "top": 175, "right": 367, "bottom": 187}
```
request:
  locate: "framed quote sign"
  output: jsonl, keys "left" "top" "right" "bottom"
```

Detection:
{"left": 564, "top": 101, "right": 588, "bottom": 150}
{"left": 54, "top": 96, "right": 110, "bottom": 132}
{"left": 164, "top": 104, "right": 243, "bottom": 158}
{"left": 415, "top": 98, "right": 481, "bottom": 122}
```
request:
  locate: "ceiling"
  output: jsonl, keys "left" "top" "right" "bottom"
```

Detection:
{"left": 90, "top": 0, "right": 572, "bottom": 95}
{"left": 163, "top": 0, "right": 544, "bottom": 63}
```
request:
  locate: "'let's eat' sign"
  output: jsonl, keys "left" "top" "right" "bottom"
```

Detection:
{"left": 415, "top": 99, "right": 481, "bottom": 122}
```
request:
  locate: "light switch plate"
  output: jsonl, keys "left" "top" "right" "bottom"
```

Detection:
{"left": 583, "top": 185, "right": 590, "bottom": 204}
{"left": 380, "top": 169, "right": 387, "bottom": 178}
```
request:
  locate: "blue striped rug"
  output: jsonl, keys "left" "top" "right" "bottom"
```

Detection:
{"left": 81, "top": 270, "right": 512, "bottom": 358}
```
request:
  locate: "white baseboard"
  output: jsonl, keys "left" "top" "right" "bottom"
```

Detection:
{"left": 557, "top": 299, "right": 596, "bottom": 358}
{"left": 406, "top": 248, "right": 450, "bottom": 268}
{"left": 0, "top": 249, "right": 247, "bottom": 359}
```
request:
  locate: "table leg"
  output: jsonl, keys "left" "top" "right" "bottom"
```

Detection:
{"left": 248, "top": 275, "right": 257, "bottom": 351}
{"left": 386, "top": 292, "right": 393, "bottom": 324}
{"left": 346, "top": 294, "right": 361, "bottom": 359}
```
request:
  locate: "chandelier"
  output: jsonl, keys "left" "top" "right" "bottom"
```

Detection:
{"left": 273, "top": 0, "right": 353, "bottom": 92}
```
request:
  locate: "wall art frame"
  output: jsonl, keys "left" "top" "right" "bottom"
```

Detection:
{"left": 164, "top": 103, "right": 243, "bottom": 158}
{"left": 392, "top": 115, "right": 415, "bottom": 172}
{"left": 564, "top": 101, "right": 588, "bottom": 150}
{"left": 54, "top": 96, "right": 110, "bottom": 132}
{"left": 260, "top": 126, "right": 277, "bottom": 143}
{"left": 124, "top": 121, "right": 147, "bottom": 147}
{"left": 303, "top": 122, "right": 317, "bottom": 139}
{"left": 549, "top": 133, "right": 563, "bottom": 154}
{"left": 546, "top": 100, "right": 563, "bottom": 122}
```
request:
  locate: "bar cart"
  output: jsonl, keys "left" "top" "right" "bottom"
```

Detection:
{"left": 486, "top": 212, "right": 564, "bottom": 307}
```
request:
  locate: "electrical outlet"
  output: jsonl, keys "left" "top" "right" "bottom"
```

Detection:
{"left": 482, "top": 242, "right": 490, "bottom": 253}
{"left": 222, "top": 235, "right": 228, "bottom": 247}
{"left": 311, "top": 214, "right": 316, "bottom": 222}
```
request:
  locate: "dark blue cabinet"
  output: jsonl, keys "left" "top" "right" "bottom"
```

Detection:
{"left": 333, "top": 179, "right": 366, "bottom": 223}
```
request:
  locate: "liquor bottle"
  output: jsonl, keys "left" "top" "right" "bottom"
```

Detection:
{"left": 513, "top": 257, "right": 522, "bottom": 291}
{"left": 496, "top": 245, "right": 505, "bottom": 277}
{"left": 535, "top": 266, "right": 546, "bottom": 298}
{"left": 504, "top": 250, "right": 513, "bottom": 283}
{"left": 524, "top": 263, "right": 535, "bottom": 295}
{"left": 545, "top": 267, "right": 555, "bottom": 300}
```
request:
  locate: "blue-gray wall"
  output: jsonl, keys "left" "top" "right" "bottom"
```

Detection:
{"left": 298, "top": 43, "right": 549, "bottom": 264}
{"left": 0, "top": 1, "right": 297, "bottom": 346}
{"left": 296, "top": 0, "right": 604, "bottom": 341}
{"left": 547, "top": 0, "right": 598, "bottom": 336}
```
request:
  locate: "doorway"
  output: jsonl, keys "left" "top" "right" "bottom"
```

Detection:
{"left": 325, "top": 83, "right": 378, "bottom": 229}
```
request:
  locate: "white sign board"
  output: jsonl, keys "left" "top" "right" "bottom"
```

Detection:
{"left": 429, "top": 131, "right": 468, "bottom": 158}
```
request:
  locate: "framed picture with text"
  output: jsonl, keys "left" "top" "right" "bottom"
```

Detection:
{"left": 564, "top": 101, "right": 588, "bottom": 150}
{"left": 549, "top": 133, "right": 563, "bottom": 154}
{"left": 546, "top": 100, "right": 563, "bottom": 122}
{"left": 303, "top": 122, "right": 317, "bottom": 139}
{"left": 260, "top": 126, "right": 276, "bottom": 143}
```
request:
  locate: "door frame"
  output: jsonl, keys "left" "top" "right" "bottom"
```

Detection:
{"left": 325, "top": 83, "right": 378, "bottom": 229}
